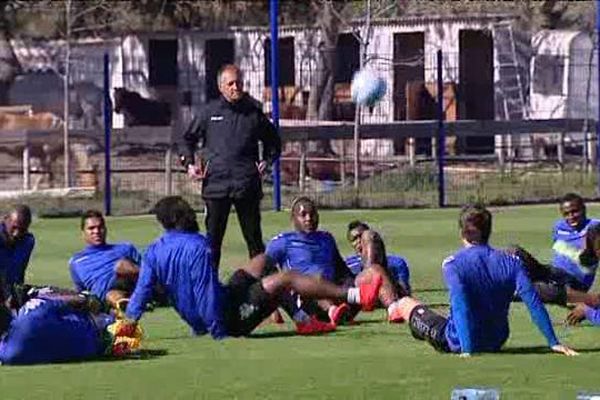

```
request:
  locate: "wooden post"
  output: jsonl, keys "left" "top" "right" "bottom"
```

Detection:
{"left": 340, "top": 140, "right": 346, "bottom": 186}
{"left": 558, "top": 132, "right": 565, "bottom": 172}
{"left": 22, "top": 144, "right": 30, "bottom": 190}
{"left": 299, "top": 141, "right": 306, "bottom": 192}
{"left": 497, "top": 134, "right": 505, "bottom": 173}
{"left": 165, "top": 147, "right": 173, "bottom": 196}
{"left": 408, "top": 137, "right": 416, "bottom": 167}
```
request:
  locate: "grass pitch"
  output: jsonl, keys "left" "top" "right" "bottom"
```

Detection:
{"left": 2, "top": 204, "right": 600, "bottom": 399}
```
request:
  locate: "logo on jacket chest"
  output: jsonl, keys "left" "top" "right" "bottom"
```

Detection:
{"left": 210, "top": 115, "right": 224, "bottom": 121}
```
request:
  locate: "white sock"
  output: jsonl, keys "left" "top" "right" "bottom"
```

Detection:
{"left": 387, "top": 300, "right": 401, "bottom": 316}
{"left": 347, "top": 287, "right": 361, "bottom": 304}
{"left": 293, "top": 309, "right": 310, "bottom": 323}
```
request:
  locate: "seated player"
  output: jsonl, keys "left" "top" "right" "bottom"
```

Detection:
{"left": 266, "top": 197, "right": 407, "bottom": 324}
{"left": 69, "top": 210, "right": 142, "bottom": 310}
{"left": 551, "top": 193, "right": 600, "bottom": 291}
{"left": 507, "top": 193, "right": 600, "bottom": 307}
{"left": 117, "top": 196, "right": 382, "bottom": 339}
{"left": 391, "top": 204, "right": 577, "bottom": 357}
{"left": 0, "top": 205, "right": 35, "bottom": 288}
{"left": 265, "top": 196, "right": 356, "bottom": 326}
{"left": 0, "top": 285, "right": 141, "bottom": 365}
{"left": 346, "top": 220, "right": 411, "bottom": 295}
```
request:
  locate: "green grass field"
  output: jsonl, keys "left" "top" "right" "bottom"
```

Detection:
{"left": 2, "top": 204, "right": 600, "bottom": 399}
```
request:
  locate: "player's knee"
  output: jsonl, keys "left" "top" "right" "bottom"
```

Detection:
{"left": 115, "top": 259, "right": 139, "bottom": 277}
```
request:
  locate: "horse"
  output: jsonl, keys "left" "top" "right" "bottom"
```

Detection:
{"left": 113, "top": 87, "right": 171, "bottom": 126}
{"left": 8, "top": 72, "right": 105, "bottom": 129}
{"left": 0, "top": 111, "right": 65, "bottom": 189}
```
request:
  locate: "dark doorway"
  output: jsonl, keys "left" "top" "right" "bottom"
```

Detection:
{"left": 148, "top": 39, "right": 178, "bottom": 87}
{"left": 264, "top": 37, "right": 295, "bottom": 87}
{"left": 393, "top": 32, "right": 425, "bottom": 154}
{"left": 333, "top": 33, "right": 359, "bottom": 121}
{"left": 335, "top": 33, "right": 360, "bottom": 84}
{"left": 459, "top": 30, "right": 494, "bottom": 154}
{"left": 205, "top": 38, "right": 235, "bottom": 101}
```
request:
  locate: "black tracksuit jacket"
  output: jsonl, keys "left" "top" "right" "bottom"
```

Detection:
{"left": 179, "top": 95, "right": 281, "bottom": 199}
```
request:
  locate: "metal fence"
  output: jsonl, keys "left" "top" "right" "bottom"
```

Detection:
{"left": 0, "top": 45, "right": 597, "bottom": 216}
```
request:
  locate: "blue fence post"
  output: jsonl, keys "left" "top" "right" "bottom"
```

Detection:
{"left": 103, "top": 53, "right": 112, "bottom": 216}
{"left": 270, "top": 0, "right": 281, "bottom": 212}
{"left": 596, "top": 0, "right": 600, "bottom": 195}
{"left": 436, "top": 49, "right": 446, "bottom": 208}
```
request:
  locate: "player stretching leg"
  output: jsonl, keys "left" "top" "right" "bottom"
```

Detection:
{"left": 116, "top": 196, "right": 382, "bottom": 339}
{"left": 265, "top": 197, "right": 357, "bottom": 326}
{"left": 393, "top": 204, "right": 577, "bottom": 357}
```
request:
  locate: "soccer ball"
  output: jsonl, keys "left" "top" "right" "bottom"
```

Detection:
{"left": 351, "top": 69, "right": 387, "bottom": 107}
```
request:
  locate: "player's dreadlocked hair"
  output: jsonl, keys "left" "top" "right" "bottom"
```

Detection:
{"left": 290, "top": 196, "right": 315, "bottom": 214}
{"left": 459, "top": 203, "right": 492, "bottom": 244}
{"left": 153, "top": 196, "right": 199, "bottom": 233}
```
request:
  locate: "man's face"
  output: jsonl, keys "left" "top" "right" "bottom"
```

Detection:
{"left": 82, "top": 217, "right": 107, "bottom": 246}
{"left": 560, "top": 200, "right": 586, "bottom": 229}
{"left": 292, "top": 204, "right": 319, "bottom": 233}
{"left": 348, "top": 227, "right": 366, "bottom": 255}
{"left": 218, "top": 68, "right": 244, "bottom": 103}
{"left": 4, "top": 212, "right": 30, "bottom": 245}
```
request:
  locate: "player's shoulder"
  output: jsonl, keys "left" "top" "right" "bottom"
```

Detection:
{"left": 387, "top": 254, "right": 408, "bottom": 266}
{"left": 23, "top": 233, "right": 35, "bottom": 245}
{"left": 316, "top": 230, "right": 336, "bottom": 241}
{"left": 441, "top": 254, "right": 456, "bottom": 269}
{"left": 587, "top": 218, "right": 600, "bottom": 228}
{"left": 270, "top": 231, "right": 295, "bottom": 242}
{"left": 69, "top": 247, "right": 90, "bottom": 266}
{"left": 113, "top": 241, "right": 140, "bottom": 253}
{"left": 552, "top": 218, "right": 570, "bottom": 234}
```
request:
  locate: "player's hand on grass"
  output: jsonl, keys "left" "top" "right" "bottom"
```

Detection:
{"left": 551, "top": 344, "right": 579, "bottom": 356}
{"left": 459, "top": 353, "right": 471, "bottom": 358}
{"left": 566, "top": 304, "right": 587, "bottom": 326}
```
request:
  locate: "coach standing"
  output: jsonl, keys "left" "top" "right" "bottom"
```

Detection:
{"left": 178, "top": 64, "right": 281, "bottom": 268}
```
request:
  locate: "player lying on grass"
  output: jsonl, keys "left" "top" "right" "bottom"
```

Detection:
{"left": 0, "top": 285, "right": 142, "bottom": 365}
{"left": 346, "top": 220, "right": 411, "bottom": 295}
{"left": 116, "top": 196, "right": 382, "bottom": 339}
{"left": 265, "top": 196, "right": 356, "bottom": 326}
{"left": 391, "top": 204, "right": 577, "bottom": 357}
{"left": 266, "top": 197, "right": 407, "bottom": 325}
{"left": 506, "top": 193, "right": 600, "bottom": 307}
{"left": 69, "top": 209, "right": 143, "bottom": 310}
{"left": 0, "top": 204, "right": 35, "bottom": 288}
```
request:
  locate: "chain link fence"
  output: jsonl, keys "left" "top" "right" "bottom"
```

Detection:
{"left": 0, "top": 28, "right": 597, "bottom": 215}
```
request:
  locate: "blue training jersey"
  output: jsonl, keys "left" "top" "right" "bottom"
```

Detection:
{"left": 583, "top": 306, "right": 600, "bottom": 325}
{"left": 0, "top": 223, "right": 35, "bottom": 287}
{"left": 551, "top": 218, "right": 600, "bottom": 290}
{"left": 125, "top": 230, "right": 227, "bottom": 339}
{"left": 69, "top": 242, "right": 142, "bottom": 301}
{"left": 0, "top": 298, "right": 107, "bottom": 365}
{"left": 443, "top": 244, "right": 559, "bottom": 354}
{"left": 266, "top": 230, "right": 348, "bottom": 282}
{"left": 345, "top": 253, "right": 411, "bottom": 292}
